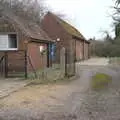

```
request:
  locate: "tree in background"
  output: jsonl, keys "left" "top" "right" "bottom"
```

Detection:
{"left": 89, "top": 0, "right": 120, "bottom": 57}
{"left": 89, "top": 32, "right": 120, "bottom": 57}
{"left": 0, "top": 0, "right": 47, "bottom": 24}
{"left": 113, "top": 0, "right": 120, "bottom": 37}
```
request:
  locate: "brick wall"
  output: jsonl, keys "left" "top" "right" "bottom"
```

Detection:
{"left": 41, "top": 13, "right": 72, "bottom": 63}
{"left": 41, "top": 13, "right": 90, "bottom": 63}
{"left": 27, "top": 42, "right": 47, "bottom": 71}
{"left": 84, "top": 42, "right": 89, "bottom": 60}
{"left": 75, "top": 40, "right": 84, "bottom": 61}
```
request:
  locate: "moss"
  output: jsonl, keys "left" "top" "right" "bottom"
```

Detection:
{"left": 0, "top": 102, "right": 5, "bottom": 108}
{"left": 91, "top": 73, "right": 112, "bottom": 90}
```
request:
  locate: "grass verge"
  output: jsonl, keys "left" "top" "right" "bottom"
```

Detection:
{"left": 27, "top": 64, "right": 76, "bottom": 86}
{"left": 91, "top": 73, "right": 112, "bottom": 90}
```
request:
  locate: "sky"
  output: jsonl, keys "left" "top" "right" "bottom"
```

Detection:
{"left": 44, "top": 0, "right": 115, "bottom": 39}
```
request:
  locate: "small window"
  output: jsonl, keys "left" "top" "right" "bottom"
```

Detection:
{"left": 8, "top": 34, "right": 17, "bottom": 48}
{"left": 0, "top": 34, "right": 17, "bottom": 51}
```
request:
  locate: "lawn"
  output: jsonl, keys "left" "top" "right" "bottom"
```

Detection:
{"left": 91, "top": 73, "right": 112, "bottom": 90}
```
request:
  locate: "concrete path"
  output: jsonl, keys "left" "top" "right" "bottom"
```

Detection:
{"left": 0, "top": 78, "right": 27, "bottom": 98}
{"left": 79, "top": 57, "right": 109, "bottom": 66}
{"left": 0, "top": 57, "right": 119, "bottom": 120}
{"left": 0, "top": 58, "right": 109, "bottom": 99}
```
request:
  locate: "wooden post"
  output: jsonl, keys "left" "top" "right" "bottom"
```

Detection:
{"left": 25, "top": 50, "right": 27, "bottom": 79}
{"left": 65, "top": 49, "right": 67, "bottom": 77}
{"left": 60, "top": 47, "right": 65, "bottom": 77}
{"left": 74, "top": 40, "right": 76, "bottom": 75}
{"left": 83, "top": 41, "right": 85, "bottom": 60}
{"left": 4, "top": 52, "right": 8, "bottom": 78}
{"left": 74, "top": 51, "right": 76, "bottom": 75}
{"left": 88, "top": 43, "right": 91, "bottom": 59}
{"left": 47, "top": 43, "right": 50, "bottom": 68}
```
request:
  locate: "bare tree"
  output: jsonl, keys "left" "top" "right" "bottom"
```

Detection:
{"left": 0, "top": 0, "right": 47, "bottom": 24}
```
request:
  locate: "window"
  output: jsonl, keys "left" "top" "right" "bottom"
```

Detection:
{"left": 0, "top": 35, "right": 8, "bottom": 50}
{"left": 0, "top": 34, "right": 17, "bottom": 50}
{"left": 8, "top": 34, "right": 17, "bottom": 48}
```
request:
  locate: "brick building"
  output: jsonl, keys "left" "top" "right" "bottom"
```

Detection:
{"left": 0, "top": 11, "right": 53, "bottom": 77}
{"left": 41, "top": 12, "right": 90, "bottom": 63}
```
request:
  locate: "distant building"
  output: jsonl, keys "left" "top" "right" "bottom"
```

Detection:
{"left": 41, "top": 12, "right": 90, "bottom": 63}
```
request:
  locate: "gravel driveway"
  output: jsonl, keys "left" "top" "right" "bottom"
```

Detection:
{"left": 0, "top": 58, "right": 120, "bottom": 120}
{"left": 0, "top": 78, "right": 27, "bottom": 99}
{"left": 79, "top": 57, "right": 109, "bottom": 66}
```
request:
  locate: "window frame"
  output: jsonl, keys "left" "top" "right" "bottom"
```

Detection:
{"left": 0, "top": 32, "right": 18, "bottom": 51}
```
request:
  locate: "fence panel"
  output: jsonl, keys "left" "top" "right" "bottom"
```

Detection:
{"left": 65, "top": 50, "right": 75, "bottom": 77}
{"left": 7, "top": 51, "right": 26, "bottom": 78}
{"left": 50, "top": 47, "right": 76, "bottom": 77}
{"left": 0, "top": 50, "right": 27, "bottom": 78}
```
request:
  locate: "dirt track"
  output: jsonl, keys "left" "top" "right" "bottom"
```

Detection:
{"left": 0, "top": 58, "right": 120, "bottom": 120}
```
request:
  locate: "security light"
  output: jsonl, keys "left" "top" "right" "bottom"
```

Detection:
{"left": 57, "top": 38, "right": 60, "bottom": 42}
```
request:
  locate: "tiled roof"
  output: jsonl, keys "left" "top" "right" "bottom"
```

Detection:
{"left": 0, "top": 10, "right": 53, "bottom": 42}
{"left": 48, "top": 12, "right": 86, "bottom": 40}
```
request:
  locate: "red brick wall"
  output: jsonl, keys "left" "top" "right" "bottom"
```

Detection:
{"left": 75, "top": 40, "right": 84, "bottom": 61}
{"left": 17, "top": 34, "right": 49, "bottom": 71}
{"left": 41, "top": 13, "right": 72, "bottom": 63}
{"left": 27, "top": 42, "right": 47, "bottom": 71}
{"left": 41, "top": 13, "right": 89, "bottom": 62}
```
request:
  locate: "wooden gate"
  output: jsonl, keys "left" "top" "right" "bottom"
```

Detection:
{"left": 0, "top": 50, "right": 27, "bottom": 78}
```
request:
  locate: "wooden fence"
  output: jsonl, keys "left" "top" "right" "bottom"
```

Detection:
{"left": 0, "top": 50, "right": 27, "bottom": 78}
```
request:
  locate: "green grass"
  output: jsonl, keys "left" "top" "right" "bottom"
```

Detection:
{"left": 27, "top": 63, "right": 76, "bottom": 86}
{"left": 27, "top": 64, "right": 67, "bottom": 85}
{"left": 26, "top": 77, "right": 71, "bottom": 86}
{"left": 91, "top": 73, "right": 112, "bottom": 90}
{"left": 0, "top": 102, "right": 5, "bottom": 108}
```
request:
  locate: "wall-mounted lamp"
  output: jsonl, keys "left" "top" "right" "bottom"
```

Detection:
{"left": 56, "top": 38, "right": 60, "bottom": 42}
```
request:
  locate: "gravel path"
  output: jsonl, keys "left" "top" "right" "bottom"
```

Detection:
{"left": 0, "top": 78, "right": 27, "bottom": 99}
{"left": 79, "top": 57, "right": 109, "bottom": 66}
{"left": 0, "top": 58, "right": 120, "bottom": 120}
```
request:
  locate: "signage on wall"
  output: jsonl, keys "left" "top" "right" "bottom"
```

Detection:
{"left": 39, "top": 46, "right": 44, "bottom": 53}
{"left": 39, "top": 45, "right": 46, "bottom": 55}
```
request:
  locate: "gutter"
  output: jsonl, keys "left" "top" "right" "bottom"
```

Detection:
{"left": 29, "top": 37, "right": 55, "bottom": 44}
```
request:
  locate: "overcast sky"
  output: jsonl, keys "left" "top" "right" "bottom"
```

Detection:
{"left": 44, "top": 0, "right": 115, "bottom": 39}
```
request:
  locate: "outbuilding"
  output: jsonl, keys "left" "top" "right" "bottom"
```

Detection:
{"left": 0, "top": 11, "right": 53, "bottom": 78}
{"left": 41, "top": 12, "right": 90, "bottom": 63}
